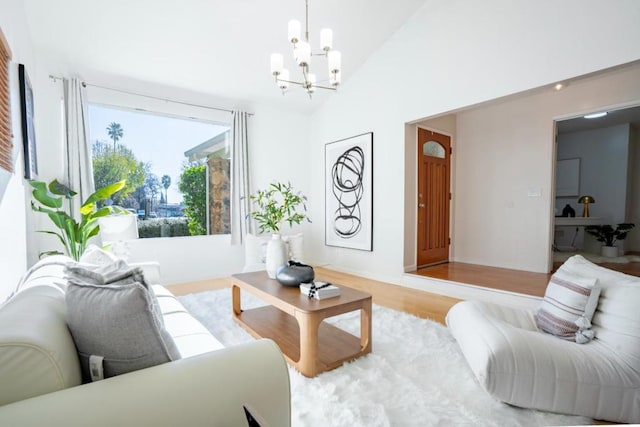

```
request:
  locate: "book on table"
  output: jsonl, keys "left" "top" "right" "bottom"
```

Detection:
{"left": 300, "top": 282, "right": 341, "bottom": 299}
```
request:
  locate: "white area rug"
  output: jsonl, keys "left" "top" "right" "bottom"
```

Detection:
{"left": 178, "top": 289, "right": 591, "bottom": 427}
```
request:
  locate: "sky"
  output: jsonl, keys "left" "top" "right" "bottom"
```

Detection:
{"left": 88, "top": 105, "right": 228, "bottom": 204}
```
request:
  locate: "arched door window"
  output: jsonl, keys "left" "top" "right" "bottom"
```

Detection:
{"left": 423, "top": 140, "right": 445, "bottom": 158}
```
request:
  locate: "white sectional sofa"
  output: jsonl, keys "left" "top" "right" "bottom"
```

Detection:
{"left": 0, "top": 255, "right": 291, "bottom": 426}
{"left": 447, "top": 255, "right": 640, "bottom": 423}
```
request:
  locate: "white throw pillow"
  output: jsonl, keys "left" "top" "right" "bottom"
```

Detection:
{"left": 79, "top": 245, "right": 119, "bottom": 266}
{"left": 243, "top": 233, "right": 306, "bottom": 272}
{"left": 535, "top": 263, "right": 600, "bottom": 343}
{"left": 283, "top": 233, "right": 304, "bottom": 263}
{"left": 243, "top": 233, "right": 271, "bottom": 272}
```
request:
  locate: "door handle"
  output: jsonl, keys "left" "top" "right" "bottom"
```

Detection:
{"left": 418, "top": 203, "right": 425, "bottom": 208}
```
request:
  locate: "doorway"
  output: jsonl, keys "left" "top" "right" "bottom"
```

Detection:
{"left": 417, "top": 128, "right": 451, "bottom": 267}
{"left": 552, "top": 103, "right": 640, "bottom": 273}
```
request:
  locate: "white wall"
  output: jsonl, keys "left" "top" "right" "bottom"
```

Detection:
{"left": 307, "top": 0, "right": 640, "bottom": 283}
{"left": 0, "top": 0, "right": 36, "bottom": 301}
{"left": 451, "top": 67, "right": 640, "bottom": 272}
{"left": 452, "top": 94, "right": 555, "bottom": 271}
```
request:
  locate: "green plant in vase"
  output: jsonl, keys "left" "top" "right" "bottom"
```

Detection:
{"left": 250, "top": 182, "right": 309, "bottom": 233}
{"left": 584, "top": 223, "right": 635, "bottom": 258}
{"left": 29, "top": 179, "right": 127, "bottom": 260}
{"left": 249, "top": 182, "right": 310, "bottom": 278}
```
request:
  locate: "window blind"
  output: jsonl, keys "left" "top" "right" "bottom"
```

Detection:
{"left": 0, "top": 27, "right": 13, "bottom": 172}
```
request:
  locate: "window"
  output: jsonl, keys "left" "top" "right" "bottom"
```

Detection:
{"left": 422, "top": 140, "right": 445, "bottom": 158}
{"left": 88, "top": 104, "right": 230, "bottom": 239}
{"left": 0, "top": 27, "right": 13, "bottom": 172}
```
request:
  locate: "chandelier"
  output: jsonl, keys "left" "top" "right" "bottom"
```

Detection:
{"left": 269, "top": 0, "right": 341, "bottom": 98}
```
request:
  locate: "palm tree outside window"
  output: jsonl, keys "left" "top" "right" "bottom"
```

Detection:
{"left": 106, "top": 122, "right": 123, "bottom": 150}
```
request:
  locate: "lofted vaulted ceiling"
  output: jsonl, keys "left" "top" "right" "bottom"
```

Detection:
{"left": 23, "top": 0, "right": 426, "bottom": 111}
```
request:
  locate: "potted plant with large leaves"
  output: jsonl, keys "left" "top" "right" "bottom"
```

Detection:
{"left": 250, "top": 182, "right": 309, "bottom": 278}
{"left": 30, "top": 179, "right": 127, "bottom": 260}
{"left": 584, "top": 223, "right": 635, "bottom": 258}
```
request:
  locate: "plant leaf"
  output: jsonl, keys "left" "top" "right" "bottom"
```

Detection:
{"left": 111, "top": 206, "right": 128, "bottom": 215}
{"left": 48, "top": 179, "right": 77, "bottom": 198}
{"left": 86, "top": 224, "right": 101, "bottom": 240}
{"left": 39, "top": 250, "right": 64, "bottom": 259}
{"left": 47, "top": 211, "right": 72, "bottom": 231}
{"left": 81, "top": 180, "right": 126, "bottom": 212}
{"left": 30, "top": 180, "right": 63, "bottom": 209}
{"left": 79, "top": 203, "right": 95, "bottom": 217}
{"left": 64, "top": 217, "right": 78, "bottom": 260}
{"left": 31, "top": 201, "right": 59, "bottom": 216}
{"left": 90, "top": 207, "right": 114, "bottom": 220}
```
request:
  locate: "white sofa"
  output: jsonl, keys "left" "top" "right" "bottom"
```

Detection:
{"left": 0, "top": 256, "right": 291, "bottom": 426}
{"left": 446, "top": 255, "right": 640, "bottom": 423}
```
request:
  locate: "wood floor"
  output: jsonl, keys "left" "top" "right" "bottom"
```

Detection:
{"left": 414, "top": 259, "right": 640, "bottom": 299}
{"left": 167, "top": 266, "right": 461, "bottom": 325}
{"left": 412, "top": 262, "right": 551, "bottom": 297}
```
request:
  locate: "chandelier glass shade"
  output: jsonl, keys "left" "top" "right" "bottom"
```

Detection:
{"left": 270, "top": 0, "right": 341, "bottom": 98}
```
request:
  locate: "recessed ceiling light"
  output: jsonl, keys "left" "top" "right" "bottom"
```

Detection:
{"left": 554, "top": 83, "right": 565, "bottom": 91}
{"left": 584, "top": 112, "right": 608, "bottom": 119}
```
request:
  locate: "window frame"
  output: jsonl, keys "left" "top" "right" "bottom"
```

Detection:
{"left": 85, "top": 90, "right": 232, "bottom": 238}
{"left": 86, "top": 86, "right": 231, "bottom": 125}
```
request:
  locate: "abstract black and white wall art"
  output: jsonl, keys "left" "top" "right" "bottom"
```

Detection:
{"left": 325, "top": 132, "right": 373, "bottom": 251}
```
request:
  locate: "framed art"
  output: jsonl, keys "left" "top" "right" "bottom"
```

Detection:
{"left": 325, "top": 132, "right": 373, "bottom": 251}
{"left": 19, "top": 63, "right": 38, "bottom": 179}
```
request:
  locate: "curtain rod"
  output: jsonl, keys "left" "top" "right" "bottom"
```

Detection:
{"left": 48, "top": 75, "right": 253, "bottom": 116}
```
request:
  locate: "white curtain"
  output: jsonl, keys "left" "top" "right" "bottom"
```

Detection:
{"left": 63, "top": 78, "right": 94, "bottom": 218}
{"left": 230, "top": 110, "right": 251, "bottom": 245}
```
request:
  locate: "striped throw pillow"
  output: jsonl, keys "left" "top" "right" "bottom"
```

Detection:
{"left": 535, "top": 269, "right": 600, "bottom": 343}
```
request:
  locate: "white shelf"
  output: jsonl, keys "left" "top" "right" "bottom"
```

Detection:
{"left": 554, "top": 217, "right": 603, "bottom": 226}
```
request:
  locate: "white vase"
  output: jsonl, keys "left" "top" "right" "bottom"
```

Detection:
{"left": 600, "top": 245, "right": 619, "bottom": 258}
{"left": 266, "top": 234, "right": 288, "bottom": 279}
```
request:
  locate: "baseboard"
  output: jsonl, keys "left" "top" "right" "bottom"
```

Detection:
{"left": 403, "top": 263, "right": 417, "bottom": 273}
{"left": 402, "top": 273, "right": 541, "bottom": 310}
{"left": 319, "top": 263, "right": 405, "bottom": 288}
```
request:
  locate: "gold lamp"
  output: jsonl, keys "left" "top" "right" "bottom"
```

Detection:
{"left": 578, "top": 195, "right": 595, "bottom": 217}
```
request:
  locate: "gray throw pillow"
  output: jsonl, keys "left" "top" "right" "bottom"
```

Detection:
{"left": 65, "top": 280, "right": 180, "bottom": 381}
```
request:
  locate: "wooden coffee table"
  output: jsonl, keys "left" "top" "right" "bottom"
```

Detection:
{"left": 231, "top": 271, "right": 372, "bottom": 378}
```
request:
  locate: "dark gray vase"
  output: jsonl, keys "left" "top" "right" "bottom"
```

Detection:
{"left": 275, "top": 263, "right": 315, "bottom": 287}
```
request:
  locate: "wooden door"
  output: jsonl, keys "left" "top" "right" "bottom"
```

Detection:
{"left": 417, "top": 128, "right": 451, "bottom": 267}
